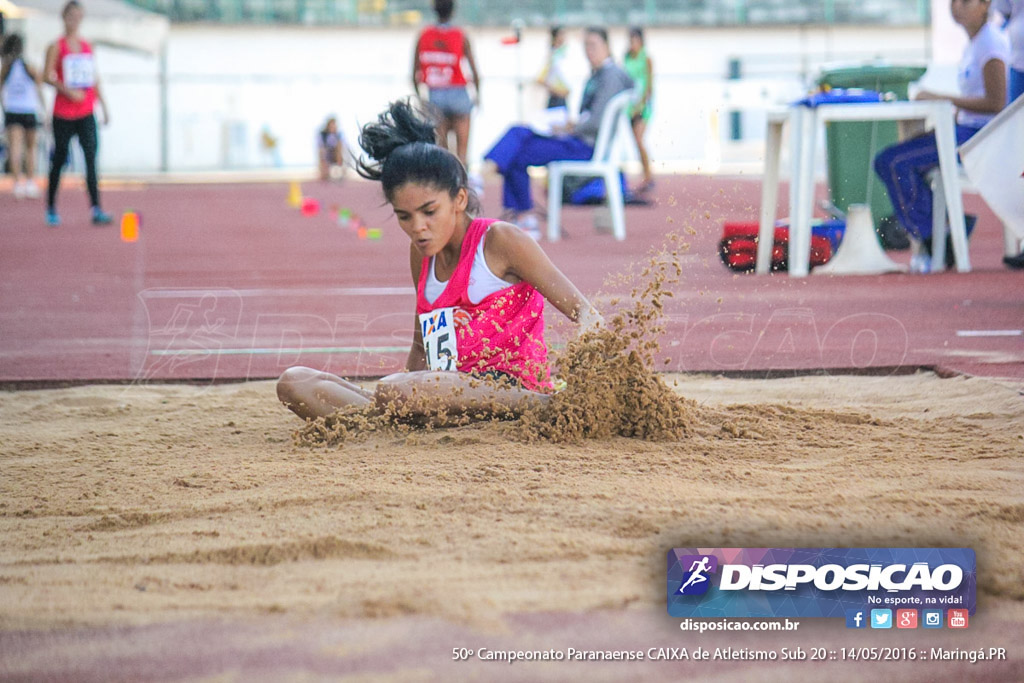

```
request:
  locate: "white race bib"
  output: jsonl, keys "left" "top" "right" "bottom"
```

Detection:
{"left": 419, "top": 307, "right": 459, "bottom": 372}
{"left": 425, "top": 65, "right": 455, "bottom": 88}
{"left": 62, "top": 53, "right": 95, "bottom": 89}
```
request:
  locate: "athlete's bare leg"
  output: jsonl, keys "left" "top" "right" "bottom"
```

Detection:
{"left": 450, "top": 115, "right": 471, "bottom": 167}
{"left": 8, "top": 125, "right": 25, "bottom": 186}
{"left": 24, "top": 127, "right": 38, "bottom": 179}
{"left": 632, "top": 118, "right": 653, "bottom": 188}
{"left": 435, "top": 117, "right": 452, "bottom": 154}
{"left": 375, "top": 370, "right": 548, "bottom": 419}
{"left": 278, "top": 367, "right": 548, "bottom": 422}
{"left": 277, "top": 366, "right": 373, "bottom": 421}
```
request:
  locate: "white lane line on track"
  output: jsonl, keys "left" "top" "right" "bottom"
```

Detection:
{"left": 150, "top": 346, "right": 408, "bottom": 356}
{"left": 955, "top": 330, "right": 1023, "bottom": 338}
{"left": 139, "top": 287, "right": 414, "bottom": 298}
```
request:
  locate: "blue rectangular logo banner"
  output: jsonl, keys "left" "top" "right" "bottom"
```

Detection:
{"left": 667, "top": 548, "right": 976, "bottom": 619}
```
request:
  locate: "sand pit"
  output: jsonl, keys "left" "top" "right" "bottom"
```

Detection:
{"left": 1, "top": 371, "right": 1022, "bottom": 638}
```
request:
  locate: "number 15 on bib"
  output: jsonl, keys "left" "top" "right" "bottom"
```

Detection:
{"left": 419, "top": 307, "right": 459, "bottom": 372}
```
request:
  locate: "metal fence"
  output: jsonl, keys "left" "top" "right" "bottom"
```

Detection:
{"left": 124, "top": 0, "right": 930, "bottom": 27}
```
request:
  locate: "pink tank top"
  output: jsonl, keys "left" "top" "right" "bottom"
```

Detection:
{"left": 53, "top": 36, "right": 96, "bottom": 120}
{"left": 416, "top": 218, "right": 551, "bottom": 390}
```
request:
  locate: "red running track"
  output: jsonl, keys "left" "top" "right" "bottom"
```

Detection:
{"left": 1, "top": 175, "right": 1021, "bottom": 383}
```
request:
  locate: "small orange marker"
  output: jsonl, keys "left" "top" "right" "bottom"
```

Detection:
{"left": 357, "top": 227, "right": 368, "bottom": 240}
{"left": 120, "top": 211, "right": 139, "bottom": 243}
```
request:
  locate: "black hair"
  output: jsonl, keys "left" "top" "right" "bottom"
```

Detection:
{"left": 549, "top": 25, "right": 564, "bottom": 45}
{"left": 1, "top": 32, "right": 23, "bottom": 59}
{"left": 357, "top": 99, "right": 479, "bottom": 214}
{"left": 62, "top": 0, "right": 82, "bottom": 17}
{"left": 434, "top": 0, "right": 454, "bottom": 23}
{"left": 585, "top": 26, "right": 608, "bottom": 45}
{"left": 629, "top": 26, "right": 644, "bottom": 42}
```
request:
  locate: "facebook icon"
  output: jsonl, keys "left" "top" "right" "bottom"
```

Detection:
{"left": 845, "top": 609, "right": 867, "bottom": 629}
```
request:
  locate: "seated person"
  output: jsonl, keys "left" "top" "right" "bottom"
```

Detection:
{"left": 873, "top": 0, "right": 1008, "bottom": 266}
{"left": 484, "top": 26, "right": 633, "bottom": 239}
{"left": 317, "top": 116, "right": 345, "bottom": 180}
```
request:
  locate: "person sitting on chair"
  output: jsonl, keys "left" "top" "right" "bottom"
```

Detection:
{"left": 484, "top": 26, "right": 633, "bottom": 240}
{"left": 872, "top": 0, "right": 1008, "bottom": 269}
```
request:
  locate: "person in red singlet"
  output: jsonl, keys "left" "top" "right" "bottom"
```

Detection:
{"left": 43, "top": 0, "right": 111, "bottom": 227}
{"left": 411, "top": 0, "right": 480, "bottom": 168}
{"left": 276, "top": 100, "right": 601, "bottom": 423}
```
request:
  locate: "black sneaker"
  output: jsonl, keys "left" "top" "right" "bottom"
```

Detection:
{"left": 876, "top": 215, "right": 910, "bottom": 251}
{"left": 1003, "top": 252, "right": 1024, "bottom": 270}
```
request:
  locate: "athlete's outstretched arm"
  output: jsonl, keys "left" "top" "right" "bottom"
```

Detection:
{"left": 484, "top": 222, "right": 602, "bottom": 334}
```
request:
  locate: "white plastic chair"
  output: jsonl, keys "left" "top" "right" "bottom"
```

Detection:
{"left": 954, "top": 95, "right": 1024, "bottom": 262}
{"left": 546, "top": 89, "right": 635, "bottom": 241}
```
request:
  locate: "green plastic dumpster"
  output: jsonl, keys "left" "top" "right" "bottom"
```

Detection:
{"left": 817, "top": 65, "right": 927, "bottom": 228}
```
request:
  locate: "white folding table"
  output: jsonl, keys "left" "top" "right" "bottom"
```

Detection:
{"left": 757, "top": 100, "right": 968, "bottom": 277}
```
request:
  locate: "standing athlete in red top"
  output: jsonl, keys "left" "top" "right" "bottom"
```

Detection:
{"left": 412, "top": 0, "right": 480, "bottom": 169}
{"left": 43, "top": 0, "right": 112, "bottom": 227}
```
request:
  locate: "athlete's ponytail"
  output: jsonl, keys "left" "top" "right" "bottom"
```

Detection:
{"left": 357, "top": 99, "right": 479, "bottom": 214}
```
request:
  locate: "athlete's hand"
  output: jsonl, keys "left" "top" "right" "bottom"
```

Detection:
{"left": 576, "top": 306, "right": 604, "bottom": 336}
{"left": 550, "top": 121, "right": 575, "bottom": 137}
{"left": 67, "top": 88, "right": 85, "bottom": 103}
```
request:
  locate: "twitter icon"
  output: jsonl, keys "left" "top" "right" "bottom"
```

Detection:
{"left": 870, "top": 609, "right": 893, "bottom": 629}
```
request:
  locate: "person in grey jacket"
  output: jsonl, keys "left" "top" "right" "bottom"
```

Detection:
{"left": 484, "top": 27, "right": 633, "bottom": 239}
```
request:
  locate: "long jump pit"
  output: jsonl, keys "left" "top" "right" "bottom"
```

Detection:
{"left": 2, "top": 275, "right": 1023, "bottom": 681}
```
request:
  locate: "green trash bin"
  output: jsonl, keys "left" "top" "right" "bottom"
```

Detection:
{"left": 817, "top": 65, "right": 927, "bottom": 228}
